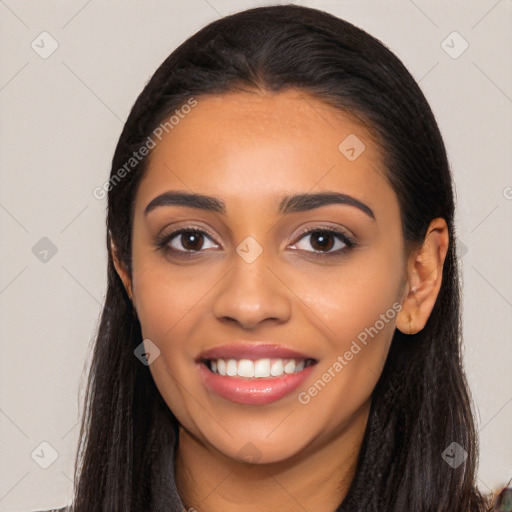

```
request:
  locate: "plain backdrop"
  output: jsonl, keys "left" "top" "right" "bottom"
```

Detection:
{"left": 0, "top": 1, "right": 511, "bottom": 510}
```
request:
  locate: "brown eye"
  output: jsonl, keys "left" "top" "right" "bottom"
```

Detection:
{"left": 178, "top": 231, "right": 206, "bottom": 251}
{"left": 309, "top": 231, "right": 336, "bottom": 251}
{"left": 291, "top": 228, "right": 355, "bottom": 256}
{"left": 155, "top": 228, "right": 219, "bottom": 256}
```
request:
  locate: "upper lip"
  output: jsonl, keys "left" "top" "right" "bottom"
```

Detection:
{"left": 196, "top": 343, "right": 317, "bottom": 361}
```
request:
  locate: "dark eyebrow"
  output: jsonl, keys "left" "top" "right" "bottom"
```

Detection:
{"left": 144, "top": 190, "right": 375, "bottom": 221}
{"left": 144, "top": 191, "right": 226, "bottom": 216}
{"left": 278, "top": 191, "right": 375, "bottom": 220}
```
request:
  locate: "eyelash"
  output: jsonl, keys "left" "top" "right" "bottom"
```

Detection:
{"left": 154, "top": 226, "right": 356, "bottom": 259}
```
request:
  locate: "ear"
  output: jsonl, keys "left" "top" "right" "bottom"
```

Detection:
{"left": 396, "top": 218, "right": 449, "bottom": 335}
{"left": 109, "top": 233, "right": 133, "bottom": 301}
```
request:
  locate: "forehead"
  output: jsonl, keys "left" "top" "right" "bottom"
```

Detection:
{"left": 135, "top": 89, "right": 394, "bottom": 214}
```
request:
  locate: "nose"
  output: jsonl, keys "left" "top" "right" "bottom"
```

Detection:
{"left": 212, "top": 251, "right": 292, "bottom": 330}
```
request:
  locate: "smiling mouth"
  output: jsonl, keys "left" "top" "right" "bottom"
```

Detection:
{"left": 200, "top": 357, "right": 317, "bottom": 379}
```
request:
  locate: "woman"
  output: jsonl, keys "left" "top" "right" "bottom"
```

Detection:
{"left": 38, "top": 4, "right": 510, "bottom": 511}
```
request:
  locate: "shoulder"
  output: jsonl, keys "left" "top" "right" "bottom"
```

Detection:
{"left": 491, "top": 486, "right": 512, "bottom": 511}
{"left": 35, "top": 508, "right": 70, "bottom": 512}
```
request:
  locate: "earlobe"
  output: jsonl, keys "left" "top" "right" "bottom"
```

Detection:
{"left": 396, "top": 218, "right": 449, "bottom": 335}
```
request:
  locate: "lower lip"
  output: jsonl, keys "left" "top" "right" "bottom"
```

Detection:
{"left": 197, "top": 362, "right": 316, "bottom": 405}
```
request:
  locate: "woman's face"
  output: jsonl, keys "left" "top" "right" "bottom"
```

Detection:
{"left": 123, "top": 89, "right": 408, "bottom": 464}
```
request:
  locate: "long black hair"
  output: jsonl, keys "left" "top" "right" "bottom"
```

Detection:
{"left": 71, "top": 5, "right": 491, "bottom": 510}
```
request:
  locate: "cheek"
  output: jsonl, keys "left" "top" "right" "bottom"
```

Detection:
{"left": 291, "top": 249, "right": 402, "bottom": 422}
{"left": 132, "top": 261, "right": 213, "bottom": 425}
{"left": 295, "top": 247, "right": 403, "bottom": 345}
{"left": 132, "top": 256, "right": 210, "bottom": 344}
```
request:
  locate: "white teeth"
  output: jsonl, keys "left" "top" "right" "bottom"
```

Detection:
{"left": 254, "top": 359, "right": 271, "bottom": 378}
{"left": 270, "top": 359, "right": 284, "bottom": 376}
{"left": 237, "top": 359, "right": 254, "bottom": 378}
{"left": 217, "top": 359, "right": 226, "bottom": 376}
{"left": 208, "top": 358, "right": 311, "bottom": 378}
{"left": 226, "top": 359, "right": 238, "bottom": 376}
{"left": 283, "top": 360, "right": 296, "bottom": 374}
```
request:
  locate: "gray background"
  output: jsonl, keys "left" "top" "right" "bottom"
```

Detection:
{"left": 0, "top": 1, "right": 511, "bottom": 510}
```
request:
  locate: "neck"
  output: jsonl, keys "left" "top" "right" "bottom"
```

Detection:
{"left": 174, "top": 402, "right": 369, "bottom": 512}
